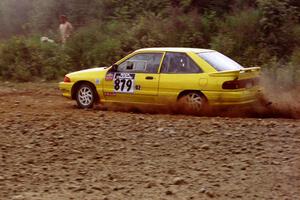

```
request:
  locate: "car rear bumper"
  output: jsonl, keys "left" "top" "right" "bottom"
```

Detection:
{"left": 204, "top": 88, "right": 262, "bottom": 106}
{"left": 59, "top": 82, "right": 73, "bottom": 98}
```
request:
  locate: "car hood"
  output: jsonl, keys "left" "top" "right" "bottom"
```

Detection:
{"left": 68, "top": 67, "right": 108, "bottom": 76}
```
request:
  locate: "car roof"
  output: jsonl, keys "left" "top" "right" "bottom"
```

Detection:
{"left": 135, "top": 47, "right": 214, "bottom": 53}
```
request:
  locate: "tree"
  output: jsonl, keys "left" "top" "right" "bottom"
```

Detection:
{"left": 0, "top": 0, "right": 33, "bottom": 38}
{"left": 258, "top": 0, "right": 300, "bottom": 57}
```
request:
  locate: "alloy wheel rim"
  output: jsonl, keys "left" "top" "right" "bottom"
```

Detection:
{"left": 184, "top": 93, "right": 203, "bottom": 111}
{"left": 78, "top": 86, "right": 93, "bottom": 106}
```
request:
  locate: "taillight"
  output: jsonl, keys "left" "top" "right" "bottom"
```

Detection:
{"left": 64, "top": 76, "right": 71, "bottom": 83}
{"left": 222, "top": 80, "right": 240, "bottom": 89}
{"left": 222, "top": 78, "right": 259, "bottom": 90}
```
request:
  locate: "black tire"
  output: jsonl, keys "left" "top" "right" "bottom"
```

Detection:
{"left": 178, "top": 92, "right": 207, "bottom": 115}
{"left": 75, "top": 83, "right": 97, "bottom": 109}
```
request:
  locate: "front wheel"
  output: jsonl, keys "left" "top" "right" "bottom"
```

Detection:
{"left": 76, "top": 83, "right": 97, "bottom": 109}
{"left": 178, "top": 92, "right": 207, "bottom": 115}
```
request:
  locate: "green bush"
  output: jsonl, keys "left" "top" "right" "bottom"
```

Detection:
{"left": 0, "top": 37, "right": 71, "bottom": 81}
{"left": 0, "top": 0, "right": 299, "bottom": 86}
{"left": 258, "top": 0, "right": 300, "bottom": 57}
{"left": 210, "top": 9, "right": 263, "bottom": 66}
{"left": 64, "top": 22, "right": 128, "bottom": 70}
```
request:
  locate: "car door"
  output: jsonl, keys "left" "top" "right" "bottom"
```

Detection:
{"left": 102, "top": 52, "right": 163, "bottom": 104}
{"left": 158, "top": 52, "right": 207, "bottom": 103}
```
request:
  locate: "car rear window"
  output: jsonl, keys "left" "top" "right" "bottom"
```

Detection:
{"left": 198, "top": 52, "right": 244, "bottom": 72}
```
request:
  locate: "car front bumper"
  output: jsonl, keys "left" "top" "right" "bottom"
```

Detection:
{"left": 59, "top": 82, "right": 74, "bottom": 98}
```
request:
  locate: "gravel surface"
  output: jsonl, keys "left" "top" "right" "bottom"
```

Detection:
{"left": 0, "top": 82, "right": 299, "bottom": 200}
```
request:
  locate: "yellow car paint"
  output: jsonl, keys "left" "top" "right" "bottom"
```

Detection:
{"left": 59, "top": 47, "right": 261, "bottom": 108}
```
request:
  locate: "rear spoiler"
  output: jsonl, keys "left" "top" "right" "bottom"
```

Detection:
{"left": 208, "top": 67, "right": 260, "bottom": 80}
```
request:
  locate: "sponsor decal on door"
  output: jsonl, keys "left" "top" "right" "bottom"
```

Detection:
{"left": 113, "top": 73, "right": 135, "bottom": 93}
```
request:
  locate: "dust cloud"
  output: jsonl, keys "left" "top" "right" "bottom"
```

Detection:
{"left": 98, "top": 74, "right": 300, "bottom": 119}
{"left": 259, "top": 73, "right": 300, "bottom": 119}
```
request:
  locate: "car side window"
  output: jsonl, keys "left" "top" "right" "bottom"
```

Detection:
{"left": 161, "top": 52, "right": 202, "bottom": 74}
{"left": 118, "top": 53, "right": 163, "bottom": 73}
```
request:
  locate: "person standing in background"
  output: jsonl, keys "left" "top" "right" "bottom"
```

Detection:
{"left": 59, "top": 15, "right": 73, "bottom": 44}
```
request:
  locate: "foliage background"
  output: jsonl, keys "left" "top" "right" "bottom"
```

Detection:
{"left": 0, "top": 0, "right": 299, "bottom": 85}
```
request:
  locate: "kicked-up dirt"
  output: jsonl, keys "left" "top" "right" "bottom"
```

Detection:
{"left": 0, "top": 82, "right": 299, "bottom": 200}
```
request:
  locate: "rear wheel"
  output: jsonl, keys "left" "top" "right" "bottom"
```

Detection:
{"left": 178, "top": 92, "right": 207, "bottom": 114}
{"left": 76, "top": 83, "right": 97, "bottom": 109}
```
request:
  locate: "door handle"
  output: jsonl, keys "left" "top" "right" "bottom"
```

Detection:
{"left": 145, "top": 76, "right": 154, "bottom": 80}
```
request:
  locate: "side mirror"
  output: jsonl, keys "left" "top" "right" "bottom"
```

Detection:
{"left": 111, "top": 64, "right": 118, "bottom": 72}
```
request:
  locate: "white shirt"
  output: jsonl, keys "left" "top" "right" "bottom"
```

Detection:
{"left": 59, "top": 22, "right": 73, "bottom": 43}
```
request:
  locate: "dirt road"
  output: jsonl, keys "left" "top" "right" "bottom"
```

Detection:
{"left": 0, "top": 82, "right": 299, "bottom": 200}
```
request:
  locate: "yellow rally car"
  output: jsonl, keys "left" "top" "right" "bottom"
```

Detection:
{"left": 59, "top": 48, "right": 261, "bottom": 113}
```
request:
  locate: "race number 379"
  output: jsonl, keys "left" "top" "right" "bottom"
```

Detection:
{"left": 113, "top": 73, "right": 135, "bottom": 93}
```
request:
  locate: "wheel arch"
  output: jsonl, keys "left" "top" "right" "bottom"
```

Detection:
{"left": 71, "top": 81, "right": 99, "bottom": 102}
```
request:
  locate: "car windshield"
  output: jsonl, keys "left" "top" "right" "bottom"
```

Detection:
{"left": 198, "top": 51, "right": 244, "bottom": 72}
